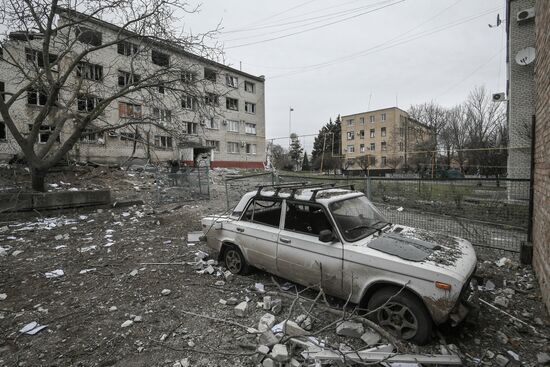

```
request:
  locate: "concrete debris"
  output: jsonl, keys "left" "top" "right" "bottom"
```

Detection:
{"left": 121, "top": 320, "right": 133, "bottom": 328}
{"left": 262, "top": 358, "right": 275, "bottom": 367}
{"left": 226, "top": 297, "right": 238, "bottom": 305}
{"left": 255, "top": 283, "right": 265, "bottom": 293}
{"left": 79, "top": 268, "right": 96, "bottom": 274}
{"left": 129, "top": 269, "right": 138, "bottom": 276}
{"left": 270, "top": 298, "right": 282, "bottom": 314}
{"left": 496, "top": 257, "right": 511, "bottom": 267}
{"left": 109, "top": 306, "right": 117, "bottom": 312}
{"left": 134, "top": 315, "right": 143, "bottom": 322}
{"left": 263, "top": 296, "right": 272, "bottom": 310}
{"left": 223, "top": 270, "right": 234, "bottom": 282}
{"left": 534, "top": 317, "right": 544, "bottom": 326}
{"left": 0, "top": 293, "right": 7, "bottom": 301}
{"left": 161, "top": 289, "right": 171, "bottom": 296}
{"left": 281, "top": 320, "right": 308, "bottom": 337}
{"left": 258, "top": 313, "right": 276, "bottom": 332}
{"left": 496, "top": 330, "right": 509, "bottom": 344}
{"left": 187, "top": 231, "right": 203, "bottom": 244}
{"left": 214, "top": 280, "right": 225, "bottom": 286}
{"left": 219, "top": 299, "right": 227, "bottom": 305}
{"left": 494, "top": 354, "right": 510, "bottom": 367}
{"left": 256, "top": 345, "right": 270, "bottom": 355}
{"left": 494, "top": 296, "right": 509, "bottom": 308}
{"left": 485, "top": 279, "right": 496, "bottom": 291}
{"left": 234, "top": 301, "right": 249, "bottom": 317}
{"left": 270, "top": 344, "right": 289, "bottom": 362}
{"left": 336, "top": 320, "right": 365, "bottom": 338}
{"left": 11, "top": 250, "right": 23, "bottom": 256}
{"left": 295, "top": 314, "right": 312, "bottom": 331}
{"left": 361, "top": 329, "right": 381, "bottom": 345}
{"left": 258, "top": 331, "right": 279, "bottom": 347}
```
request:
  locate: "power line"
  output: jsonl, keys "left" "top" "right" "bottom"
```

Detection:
{"left": 267, "top": 6, "right": 501, "bottom": 79}
{"left": 225, "top": 0, "right": 406, "bottom": 50}
{"left": 223, "top": 0, "right": 394, "bottom": 41}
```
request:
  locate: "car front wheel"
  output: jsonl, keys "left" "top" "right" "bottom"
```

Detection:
{"left": 223, "top": 245, "right": 249, "bottom": 275}
{"left": 367, "top": 288, "right": 433, "bottom": 345}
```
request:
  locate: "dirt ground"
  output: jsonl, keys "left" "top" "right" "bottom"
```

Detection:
{"left": 0, "top": 166, "right": 549, "bottom": 366}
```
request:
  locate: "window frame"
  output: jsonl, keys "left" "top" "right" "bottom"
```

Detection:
{"left": 151, "top": 50, "right": 170, "bottom": 67}
{"left": 283, "top": 200, "right": 335, "bottom": 238}
{"left": 204, "top": 68, "right": 217, "bottom": 82}
{"left": 226, "top": 97, "right": 239, "bottom": 111}
{"left": 245, "top": 123, "right": 256, "bottom": 135}
{"left": 244, "top": 81, "right": 255, "bottom": 93}
{"left": 117, "top": 41, "right": 138, "bottom": 56}
{"left": 241, "top": 198, "right": 283, "bottom": 228}
{"left": 227, "top": 141, "right": 240, "bottom": 154}
{"left": 227, "top": 119, "right": 239, "bottom": 133}
{"left": 244, "top": 102, "right": 256, "bottom": 114}
{"left": 369, "top": 129, "right": 375, "bottom": 138}
{"left": 154, "top": 135, "right": 173, "bottom": 149}
{"left": 181, "top": 94, "right": 195, "bottom": 110}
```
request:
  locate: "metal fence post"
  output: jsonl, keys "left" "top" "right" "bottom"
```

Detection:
{"left": 225, "top": 179, "right": 230, "bottom": 210}
{"left": 367, "top": 177, "right": 372, "bottom": 200}
{"left": 198, "top": 168, "right": 202, "bottom": 195}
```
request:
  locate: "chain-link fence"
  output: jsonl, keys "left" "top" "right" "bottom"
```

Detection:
{"left": 224, "top": 172, "right": 277, "bottom": 210}
{"left": 154, "top": 166, "right": 210, "bottom": 204}
{"left": 276, "top": 174, "right": 530, "bottom": 255}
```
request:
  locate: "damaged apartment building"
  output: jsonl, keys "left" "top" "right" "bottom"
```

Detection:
{"left": 0, "top": 8, "right": 266, "bottom": 169}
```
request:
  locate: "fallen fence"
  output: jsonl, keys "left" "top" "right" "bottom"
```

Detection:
{"left": 154, "top": 166, "right": 210, "bottom": 204}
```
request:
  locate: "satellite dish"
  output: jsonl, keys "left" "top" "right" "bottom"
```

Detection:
{"left": 515, "top": 47, "right": 536, "bottom": 65}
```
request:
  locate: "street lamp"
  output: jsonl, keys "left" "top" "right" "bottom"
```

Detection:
{"left": 289, "top": 107, "right": 294, "bottom": 146}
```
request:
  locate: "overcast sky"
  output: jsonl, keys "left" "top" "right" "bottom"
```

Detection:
{"left": 184, "top": 0, "right": 506, "bottom": 152}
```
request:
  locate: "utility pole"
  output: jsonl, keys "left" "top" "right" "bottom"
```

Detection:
{"left": 288, "top": 107, "right": 294, "bottom": 146}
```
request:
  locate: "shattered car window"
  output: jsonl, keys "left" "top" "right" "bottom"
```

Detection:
{"left": 283, "top": 201, "right": 333, "bottom": 236}
{"left": 242, "top": 199, "right": 282, "bottom": 228}
{"left": 329, "top": 195, "right": 389, "bottom": 242}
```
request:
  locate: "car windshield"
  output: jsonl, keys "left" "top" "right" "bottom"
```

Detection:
{"left": 329, "top": 195, "right": 390, "bottom": 242}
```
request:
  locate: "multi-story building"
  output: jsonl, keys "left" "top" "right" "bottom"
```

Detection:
{"left": 340, "top": 107, "right": 431, "bottom": 175}
{"left": 0, "top": 8, "right": 266, "bottom": 169}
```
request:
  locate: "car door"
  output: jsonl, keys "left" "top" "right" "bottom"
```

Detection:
{"left": 236, "top": 197, "right": 282, "bottom": 274}
{"left": 276, "top": 200, "right": 344, "bottom": 297}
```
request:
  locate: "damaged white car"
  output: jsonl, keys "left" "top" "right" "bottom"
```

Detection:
{"left": 201, "top": 183, "right": 477, "bottom": 344}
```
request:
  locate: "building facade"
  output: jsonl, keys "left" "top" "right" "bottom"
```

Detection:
{"left": 0, "top": 9, "right": 266, "bottom": 169}
{"left": 506, "top": 0, "right": 536, "bottom": 180}
{"left": 533, "top": 0, "right": 550, "bottom": 313}
{"left": 340, "top": 107, "right": 431, "bottom": 174}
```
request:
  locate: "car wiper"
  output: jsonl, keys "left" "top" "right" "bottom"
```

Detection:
{"left": 345, "top": 224, "right": 374, "bottom": 234}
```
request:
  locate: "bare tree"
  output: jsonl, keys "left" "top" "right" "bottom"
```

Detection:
{"left": 0, "top": 0, "right": 222, "bottom": 191}
{"left": 354, "top": 155, "right": 377, "bottom": 176}
{"left": 385, "top": 156, "right": 403, "bottom": 171}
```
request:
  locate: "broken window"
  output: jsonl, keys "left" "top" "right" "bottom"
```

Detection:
{"left": 117, "top": 41, "right": 138, "bottom": 56}
{"left": 158, "top": 84, "right": 165, "bottom": 94}
{"left": 370, "top": 115, "right": 375, "bottom": 123}
{"left": 284, "top": 202, "right": 332, "bottom": 236}
{"left": 381, "top": 141, "right": 387, "bottom": 151}
{"left": 118, "top": 102, "right": 142, "bottom": 118}
{"left": 359, "top": 117, "right": 365, "bottom": 124}
{"left": 381, "top": 156, "right": 387, "bottom": 166}
{"left": 381, "top": 127, "right": 386, "bottom": 137}
{"left": 80, "top": 128, "right": 102, "bottom": 143}
{"left": 153, "top": 108, "right": 171, "bottom": 124}
{"left": 120, "top": 132, "right": 142, "bottom": 141}
{"left": 226, "top": 97, "right": 239, "bottom": 111}
{"left": 186, "top": 122, "right": 198, "bottom": 134}
{"left": 204, "top": 117, "right": 218, "bottom": 129}
{"left": 347, "top": 145, "right": 354, "bottom": 153}
{"left": 77, "top": 94, "right": 101, "bottom": 112}
{"left": 27, "top": 88, "right": 48, "bottom": 106}
{"left": 206, "top": 140, "right": 220, "bottom": 151}
{"left": 181, "top": 94, "right": 195, "bottom": 110}
{"left": 359, "top": 130, "right": 365, "bottom": 139}
{"left": 244, "top": 102, "right": 256, "bottom": 114}
{"left": 205, "top": 93, "right": 219, "bottom": 106}
{"left": 370, "top": 129, "right": 375, "bottom": 138}
{"left": 204, "top": 68, "right": 217, "bottom": 82}
{"left": 244, "top": 81, "right": 255, "bottom": 93}
{"left": 370, "top": 143, "right": 375, "bottom": 151}
{"left": 242, "top": 199, "right": 282, "bottom": 227}
{"left": 154, "top": 135, "right": 173, "bottom": 149}
{"left": 381, "top": 113, "right": 387, "bottom": 122}
{"left": 29, "top": 124, "right": 60, "bottom": 143}
{"left": 360, "top": 144, "right": 365, "bottom": 153}
{"left": 25, "top": 48, "right": 58, "bottom": 69}
{"left": 347, "top": 131, "right": 354, "bottom": 140}
{"left": 77, "top": 62, "right": 103, "bottom": 81}
{"left": 152, "top": 50, "right": 170, "bottom": 67}
{"left": 76, "top": 27, "right": 102, "bottom": 46}
{"left": 226, "top": 75, "right": 238, "bottom": 88}
{"left": 118, "top": 70, "right": 140, "bottom": 87}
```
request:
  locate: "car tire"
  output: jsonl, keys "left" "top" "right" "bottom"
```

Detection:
{"left": 367, "top": 287, "right": 433, "bottom": 345}
{"left": 222, "top": 245, "right": 250, "bottom": 275}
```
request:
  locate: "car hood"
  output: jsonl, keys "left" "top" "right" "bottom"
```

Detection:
{"left": 350, "top": 225, "right": 477, "bottom": 281}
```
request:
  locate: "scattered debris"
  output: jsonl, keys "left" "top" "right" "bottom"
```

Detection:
{"left": 44, "top": 269, "right": 64, "bottom": 278}
{"left": 161, "top": 289, "right": 171, "bottom": 296}
{"left": 19, "top": 322, "right": 47, "bottom": 335}
{"left": 121, "top": 320, "right": 133, "bottom": 328}
{"left": 234, "top": 301, "right": 249, "bottom": 317}
{"left": 336, "top": 320, "right": 365, "bottom": 338}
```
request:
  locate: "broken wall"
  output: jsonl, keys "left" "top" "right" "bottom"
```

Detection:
{"left": 533, "top": 0, "right": 550, "bottom": 313}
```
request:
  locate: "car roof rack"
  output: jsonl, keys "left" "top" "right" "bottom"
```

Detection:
{"left": 287, "top": 182, "right": 336, "bottom": 199}
{"left": 255, "top": 182, "right": 309, "bottom": 197}
{"left": 310, "top": 184, "right": 355, "bottom": 201}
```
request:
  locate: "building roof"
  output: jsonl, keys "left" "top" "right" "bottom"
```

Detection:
{"left": 55, "top": 7, "right": 265, "bottom": 82}
{"left": 340, "top": 106, "right": 409, "bottom": 118}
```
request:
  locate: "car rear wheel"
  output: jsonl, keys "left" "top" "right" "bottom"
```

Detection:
{"left": 367, "top": 288, "right": 433, "bottom": 345}
{"left": 223, "top": 245, "right": 249, "bottom": 275}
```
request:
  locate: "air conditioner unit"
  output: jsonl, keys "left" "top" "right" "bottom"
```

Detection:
{"left": 517, "top": 8, "right": 535, "bottom": 22}
{"left": 492, "top": 92, "right": 506, "bottom": 102}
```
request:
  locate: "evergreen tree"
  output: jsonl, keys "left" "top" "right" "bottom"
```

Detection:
{"left": 302, "top": 151, "right": 311, "bottom": 171}
{"left": 289, "top": 133, "right": 304, "bottom": 171}
{"left": 311, "top": 115, "right": 342, "bottom": 171}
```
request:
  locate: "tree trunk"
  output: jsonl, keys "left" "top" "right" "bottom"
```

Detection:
{"left": 31, "top": 167, "right": 46, "bottom": 192}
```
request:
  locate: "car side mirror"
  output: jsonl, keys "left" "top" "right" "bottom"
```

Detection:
{"left": 319, "top": 229, "right": 334, "bottom": 243}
